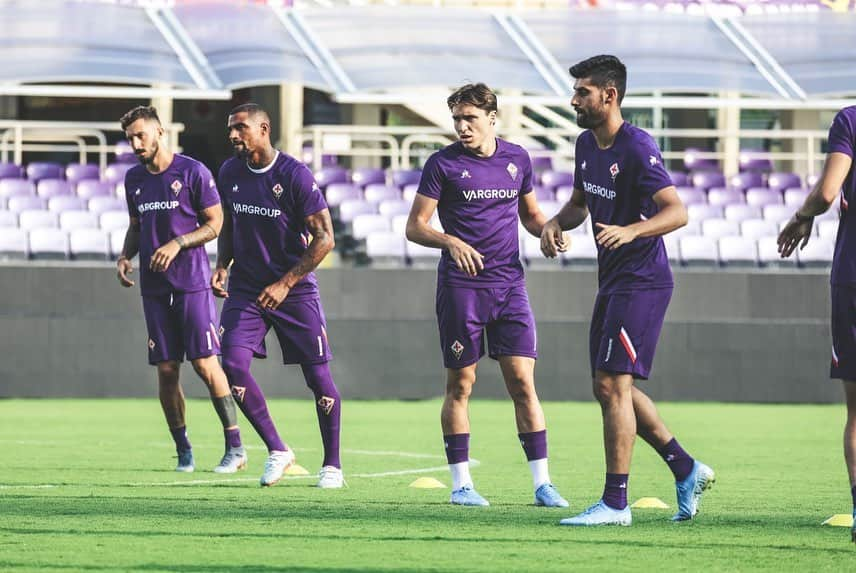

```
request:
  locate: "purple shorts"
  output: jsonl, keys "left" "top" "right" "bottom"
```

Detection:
{"left": 219, "top": 294, "right": 332, "bottom": 365}
{"left": 141, "top": 290, "right": 220, "bottom": 365}
{"left": 831, "top": 285, "right": 856, "bottom": 380}
{"left": 589, "top": 288, "right": 672, "bottom": 380}
{"left": 436, "top": 283, "right": 538, "bottom": 369}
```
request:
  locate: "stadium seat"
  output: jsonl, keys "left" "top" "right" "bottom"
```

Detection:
{"left": 88, "top": 196, "right": 125, "bottom": 214}
{"left": 351, "top": 214, "right": 390, "bottom": 240}
{"left": 671, "top": 219, "right": 701, "bottom": 237}
{"left": 114, "top": 182, "right": 125, "bottom": 198}
{"left": 562, "top": 234, "right": 598, "bottom": 266}
{"left": 757, "top": 235, "right": 794, "bottom": 268}
{"left": 702, "top": 218, "right": 740, "bottom": 238}
{"left": 688, "top": 204, "right": 724, "bottom": 222}
{"left": 662, "top": 233, "right": 679, "bottom": 263}
{"left": 377, "top": 199, "right": 411, "bottom": 219}
{"left": 667, "top": 170, "right": 689, "bottom": 187}
{"left": 314, "top": 166, "right": 348, "bottom": 190}
{"left": 7, "top": 195, "right": 46, "bottom": 213}
{"left": 718, "top": 236, "right": 758, "bottom": 267}
{"left": 102, "top": 163, "right": 135, "bottom": 186}
{"left": 19, "top": 210, "right": 58, "bottom": 230}
{"left": 26, "top": 162, "right": 64, "bottom": 183}
{"left": 676, "top": 186, "right": 706, "bottom": 206}
{"left": 797, "top": 238, "right": 834, "bottom": 268}
{"left": 76, "top": 180, "right": 113, "bottom": 200}
{"left": 363, "top": 184, "right": 401, "bottom": 204}
{"left": 351, "top": 167, "right": 386, "bottom": 188}
{"left": 817, "top": 219, "right": 838, "bottom": 240}
{"left": 365, "top": 231, "right": 406, "bottom": 266}
{"left": 745, "top": 188, "right": 783, "bottom": 208}
{"left": 99, "top": 211, "right": 129, "bottom": 232}
{"left": 0, "top": 227, "right": 27, "bottom": 259}
{"left": 48, "top": 196, "right": 87, "bottom": 213}
{"left": 531, "top": 156, "right": 553, "bottom": 173}
{"left": 539, "top": 201, "right": 562, "bottom": 218}
{"left": 707, "top": 188, "right": 744, "bottom": 207}
{"left": 390, "top": 169, "right": 422, "bottom": 188}
{"left": 406, "top": 240, "right": 441, "bottom": 267}
{"left": 805, "top": 174, "right": 820, "bottom": 189}
{"left": 532, "top": 186, "right": 554, "bottom": 202}
{"left": 28, "top": 227, "right": 68, "bottom": 259}
{"left": 0, "top": 179, "right": 35, "bottom": 199}
{"left": 0, "top": 162, "right": 24, "bottom": 180}
{"left": 520, "top": 233, "right": 553, "bottom": 268}
{"left": 683, "top": 148, "right": 718, "bottom": 172}
{"left": 402, "top": 184, "right": 419, "bottom": 202}
{"left": 540, "top": 170, "right": 573, "bottom": 191}
{"left": 679, "top": 236, "right": 718, "bottom": 266}
{"left": 338, "top": 199, "right": 377, "bottom": 223}
{"left": 65, "top": 163, "right": 101, "bottom": 184}
{"left": 0, "top": 211, "right": 17, "bottom": 227}
{"left": 59, "top": 210, "right": 99, "bottom": 231}
{"left": 69, "top": 228, "right": 110, "bottom": 260}
{"left": 391, "top": 214, "right": 408, "bottom": 236}
{"left": 325, "top": 183, "right": 362, "bottom": 208}
{"left": 741, "top": 219, "right": 779, "bottom": 240}
{"left": 113, "top": 141, "right": 137, "bottom": 164}
{"left": 691, "top": 171, "right": 726, "bottom": 191}
{"left": 555, "top": 185, "right": 574, "bottom": 204}
{"left": 724, "top": 204, "right": 762, "bottom": 223}
{"left": 783, "top": 188, "right": 808, "bottom": 207}
{"left": 109, "top": 229, "right": 126, "bottom": 258}
{"left": 737, "top": 152, "right": 773, "bottom": 173}
{"left": 763, "top": 204, "right": 793, "bottom": 224}
{"left": 767, "top": 172, "right": 803, "bottom": 194}
{"left": 729, "top": 172, "right": 764, "bottom": 192}
{"left": 36, "top": 179, "right": 74, "bottom": 199}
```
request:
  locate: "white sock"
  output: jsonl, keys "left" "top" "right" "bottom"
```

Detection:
{"left": 529, "top": 458, "right": 550, "bottom": 489}
{"left": 449, "top": 461, "right": 473, "bottom": 491}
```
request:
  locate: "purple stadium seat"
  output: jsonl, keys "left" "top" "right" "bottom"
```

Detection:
{"left": 679, "top": 236, "right": 718, "bottom": 266}
{"left": 19, "top": 210, "right": 58, "bottom": 230}
{"left": 113, "top": 140, "right": 137, "bottom": 164}
{"left": 28, "top": 228, "right": 68, "bottom": 259}
{"left": 59, "top": 210, "right": 99, "bottom": 231}
{"left": 555, "top": 185, "right": 574, "bottom": 204}
{"left": 729, "top": 172, "right": 764, "bottom": 192}
{"left": 806, "top": 174, "right": 820, "bottom": 189}
{"left": 402, "top": 184, "right": 419, "bottom": 202}
{"left": 65, "top": 164, "right": 101, "bottom": 184}
{"left": 690, "top": 171, "right": 726, "bottom": 191}
{"left": 707, "top": 188, "right": 744, "bottom": 207}
{"left": 0, "top": 179, "right": 35, "bottom": 199}
{"left": 531, "top": 156, "right": 553, "bottom": 173}
{"left": 757, "top": 235, "right": 794, "bottom": 267}
{"left": 351, "top": 214, "right": 391, "bottom": 240}
{"left": 783, "top": 188, "right": 809, "bottom": 207}
{"left": 718, "top": 236, "right": 758, "bottom": 267}
{"left": 562, "top": 234, "right": 598, "bottom": 266}
{"left": 797, "top": 238, "right": 834, "bottom": 267}
{"left": 741, "top": 219, "right": 779, "bottom": 240}
{"left": 406, "top": 240, "right": 442, "bottom": 267}
{"left": 351, "top": 167, "right": 386, "bottom": 188}
{"left": 532, "top": 186, "right": 554, "bottom": 202}
{"left": 102, "top": 163, "right": 135, "bottom": 185}
{"left": 0, "top": 162, "right": 24, "bottom": 180}
{"left": 676, "top": 187, "right": 706, "bottom": 206}
{"left": 363, "top": 184, "right": 401, "bottom": 204}
{"left": 688, "top": 204, "right": 724, "bottom": 221}
{"left": 69, "top": 228, "right": 110, "bottom": 260}
{"left": 745, "top": 188, "right": 783, "bottom": 208}
{"left": 366, "top": 231, "right": 406, "bottom": 265}
{"left": 48, "top": 196, "right": 87, "bottom": 213}
{"left": 671, "top": 219, "right": 701, "bottom": 238}
{"left": 113, "top": 183, "right": 125, "bottom": 198}
{"left": 724, "top": 204, "right": 763, "bottom": 222}
{"left": 702, "top": 218, "right": 740, "bottom": 238}
{"left": 76, "top": 180, "right": 113, "bottom": 200}
{"left": 763, "top": 204, "right": 793, "bottom": 224}
{"left": 377, "top": 199, "right": 411, "bottom": 219}
{"left": 26, "top": 162, "right": 64, "bottom": 182}
{"left": 7, "top": 195, "right": 46, "bottom": 213}
{"left": 767, "top": 172, "right": 802, "bottom": 194}
{"left": 99, "top": 210, "right": 130, "bottom": 232}
{"left": 540, "top": 170, "right": 573, "bottom": 191}
{"left": 390, "top": 169, "right": 422, "bottom": 188}
{"left": 0, "top": 227, "right": 27, "bottom": 259}
{"left": 36, "top": 179, "right": 74, "bottom": 199}
{"left": 667, "top": 170, "right": 689, "bottom": 187}
{"left": 817, "top": 219, "right": 839, "bottom": 240}
{"left": 88, "top": 196, "right": 126, "bottom": 214}
{"left": 738, "top": 152, "right": 773, "bottom": 173}
{"left": 338, "top": 199, "right": 377, "bottom": 223}
{"left": 325, "top": 183, "right": 362, "bottom": 208}
{"left": 683, "top": 148, "right": 718, "bottom": 172}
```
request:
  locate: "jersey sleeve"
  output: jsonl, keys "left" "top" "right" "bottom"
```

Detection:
{"left": 416, "top": 152, "right": 444, "bottom": 200}
{"left": 124, "top": 171, "right": 139, "bottom": 219}
{"left": 292, "top": 164, "right": 328, "bottom": 219}
{"left": 634, "top": 136, "right": 673, "bottom": 198}
{"left": 828, "top": 109, "right": 855, "bottom": 158}
{"left": 190, "top": 162, "right": 221, "bottom": 211}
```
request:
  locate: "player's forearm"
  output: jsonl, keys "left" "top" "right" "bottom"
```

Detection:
{"left": 174, "top": 223, "right": 217, "bottom": 250}
{"left": 279, "top": 229, "right": 334, "bottom": 289}
{"left": 119, "top": 226, "right": 140, "bottom": 260}
{"left": 554, "top": 202, "right": 589, "bottom": 231}
{"left": 797, "top": 189, "right": 836, "bottom": 218}
{"left": 520, "top": 210, "right": 548, "bottom": 238}
{"left": 215, "top": 233, "right": 234, "bottom": 270}
{"left": 627, "top": 203, "right": 688, "bottom": 239}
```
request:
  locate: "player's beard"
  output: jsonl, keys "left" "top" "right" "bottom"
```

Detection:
{"left": 136, "top": 142, "right": 158, "bottom": 166}
{"left": 575, "top": 105, "right": 606, "bottom": 129}
{"left": 232, "top": 141, "right": 250, "bottom": 160}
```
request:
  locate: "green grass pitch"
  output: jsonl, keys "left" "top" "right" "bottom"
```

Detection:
{"left": 1, "top": 398, "right": 854, "bottom": 572}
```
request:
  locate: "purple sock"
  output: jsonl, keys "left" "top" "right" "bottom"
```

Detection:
{"left": 222, "top": 347, "right": 287, "bottom": 453}
{"left": 518, "top": 429, "right": 548, "bottom": 461}
{"left": 170, "top": 425, "right": 191, "bottom": 452}
{"left": 302, "top": 362, "right": 341, "bottom": 469}
{"left": 657, "top": 438, "right": 695, "bottom": 482}
{"left": 603, "top": 473, "right": 628, "bottom": 510}
{"left": 225, "top": 427, "right": 242, "bottom": 450}
{"left": 444, "top": 433, "right": 470, "bottom": 464}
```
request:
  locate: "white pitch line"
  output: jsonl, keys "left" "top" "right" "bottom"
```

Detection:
{"left": 0, "top": 484, "right": 57, "bottom": 490}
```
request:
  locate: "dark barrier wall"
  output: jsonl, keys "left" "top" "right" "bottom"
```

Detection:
{"left": 0, "top": 263, "right": 840, "bottom": 403}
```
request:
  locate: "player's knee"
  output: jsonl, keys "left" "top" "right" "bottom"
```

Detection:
{"left": 506, "top": 378, "right": 537, "bottom": 404}
{"left": 592, "top": 378, "right": 623, "bottom": 405}
{"left": 156, "top": 361, "right": 180, "bottom": 385}
{"left": 190, "top": 356, "right": 220, "bottom": 382}
{"left": 445, "top": 377, "right": 474, "bottom": 401}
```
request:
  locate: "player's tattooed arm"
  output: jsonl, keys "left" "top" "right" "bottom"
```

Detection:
{"left": 117, "top": 217, "right": 141, "bottom": 287}
{"left": 212, "top": 208, "right": 234, "bottom": 298}
{"left": 541, "top": 187, "right": 587, "bottom": 258}
{"left": 256, "top": 208, "right": 336, "bottom": 310}
{"left": 150, "top": 204, "right": 222, "bottom": 273}
{"left": 406, "top": 194, "right": 484, "bottom": 276}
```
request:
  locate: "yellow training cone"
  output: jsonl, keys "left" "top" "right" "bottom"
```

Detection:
{"left": 409, "top": 477, "right": 446, "bottom": 489}
{"left": 821, "top": 514, "right": 854, "bottom": 527}
{"left": 631, "top": 497, "right": 670, "bottom": 509}
{"left": 284, "top": 464, "right": 310, "bottom": 476}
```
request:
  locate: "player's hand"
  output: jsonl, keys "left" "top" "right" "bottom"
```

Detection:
{"left": 211, "top": 267, "right": 229, "bottom": 298}
{"left": 116, "top": 257, "right": 135, "bottom": 287}
{"left": 777, "top": 214, "right": 813, "bottom": 258}
{"left": 150, "top": 239, "right": 181, "bottom": 273}
{"left": 257, "top": 280, "right": 290, "bottom": 311}
{"left": 595, "top": 223, "right": 638, "bottom": 250}
{"left": 446, "top": 236, "right": 484, "bottom": 277}
{"left": 540, "top": 218, "right": 568, "bottom": 258}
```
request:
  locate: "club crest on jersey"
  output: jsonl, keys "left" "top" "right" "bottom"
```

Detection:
{"left": 451, "top": 340, "right": 464, "bottom": 359}
{"left": 231, "top": 386, "right": 246, "bottom": 403}
{"left": 272, "top": 183, "right": 284, "bottom": 198}
{"left": 609, "top": 162, "right": 620, "bottom": 181}
{"left": 317, "top": 396, "right": 336, "bottom": 415}
{"left": 171, "top": 180, "right": 182, "bottom": 196}
{"left": 506, "top": 162, "right": 518, "bottom": 181}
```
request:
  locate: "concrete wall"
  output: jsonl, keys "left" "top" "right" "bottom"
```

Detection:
{"left": 0, "top": 263, "right": 841, "bottom": 403}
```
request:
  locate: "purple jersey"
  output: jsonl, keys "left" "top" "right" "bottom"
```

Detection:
{"left": 218, "top": 151, "right": 328, "bottom": 300}
{"left": 124, "top": 154, "right": 220, "bottom": 296}
{"left": 828, "top": 106, "right": 856, "bottom": 287}
{"left": 574, "top": 122, "right": 674, "bottom": 294}
{"left": 417, "top": 138, "right": 533, "bottom": 288}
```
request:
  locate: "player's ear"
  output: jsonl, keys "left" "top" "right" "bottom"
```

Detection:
{"left": 604, "top": 86, "right": 617, "bottom": 105}
{"left": 489, "top": 111, "right": 497, "bottom": 126}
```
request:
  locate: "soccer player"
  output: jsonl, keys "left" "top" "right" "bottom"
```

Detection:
{"left": 778, "top": 105, "right": 856, "bottom": 542}
{"left": 116, "top": 106, "right": 245, "bottom": 473}
{"left": 405, "top": 83, "right": 568, "bottom": 508}
{"left": 541, "top": 55, "right": 714, "bottom": 526}
{"left": 212, "top": 103, "right": 343, "bottom": 488}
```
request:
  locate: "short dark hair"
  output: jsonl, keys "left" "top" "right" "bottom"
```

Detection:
{"left": 569, "top": 55, "right": 627, "bottom": 105}
{"left": 229, "top": 103, "right": 271, "bottom": 125}
{"left": 120, "top": 106, "right": 160, "bottom": 130}
{"left": 447, "top": 83, "right": 498, "bottom": 113}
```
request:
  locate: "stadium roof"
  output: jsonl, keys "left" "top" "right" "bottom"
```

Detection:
{"left": 1, "top": 1, "right": 855, "bottom": 103}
